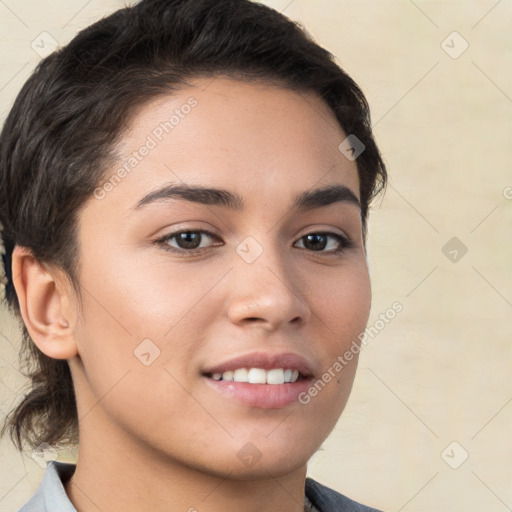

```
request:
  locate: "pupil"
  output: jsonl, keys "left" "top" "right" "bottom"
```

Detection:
{"left": 179, "top": 232, "right": 200, "bottom": 249}
{"left": 305, "top": 234, "right": 326, "bottom": 250}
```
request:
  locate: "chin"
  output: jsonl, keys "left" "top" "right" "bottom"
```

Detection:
{"left": 166, "top": 435, "right": 317, "bottom": 481}
{"left": 210, "top": 452, "right": 311, "bottom": 481}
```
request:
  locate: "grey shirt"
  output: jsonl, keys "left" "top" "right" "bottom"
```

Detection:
{"left": 16, "top": 461, "right": 383, "bottom": 512}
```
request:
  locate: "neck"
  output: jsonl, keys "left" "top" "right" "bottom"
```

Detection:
{"left": 65, "top": 411, "right": 308, "bottom": 512}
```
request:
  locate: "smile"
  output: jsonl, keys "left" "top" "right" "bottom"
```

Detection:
{"left": 201, "top": 351, "right": 315, "bottom": 409}
{"left": 206, "top": 367, "right": 301, "bottom": 384}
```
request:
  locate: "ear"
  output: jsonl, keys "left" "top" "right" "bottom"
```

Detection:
{"left": 11, "top": 246, "right": 78, "bottom": 359}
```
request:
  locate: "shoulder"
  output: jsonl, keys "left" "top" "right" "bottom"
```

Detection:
{"left": 16, "top": 461, "right": 77, "bottom": 512}
{"left": 305, "top": 477, "right": 385, "bottom": 512}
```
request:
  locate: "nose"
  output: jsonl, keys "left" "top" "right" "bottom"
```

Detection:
{"left": 226, "top": 239, "right": 312, "bottom": 331}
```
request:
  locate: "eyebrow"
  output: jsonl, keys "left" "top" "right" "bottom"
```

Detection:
{"left": 133, "top": 183, "right": 360, "bottom": 212}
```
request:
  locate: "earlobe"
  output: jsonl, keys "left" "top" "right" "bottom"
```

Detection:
{"left": 11, "top": 246, "right": 78, "bottom": 360}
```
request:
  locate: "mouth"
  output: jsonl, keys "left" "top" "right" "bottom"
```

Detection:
{"left": 201, "top": 352, "right": 314, "bottom": 409}
{"left": 203, "top": 367, "right": 306, "bottom": 384}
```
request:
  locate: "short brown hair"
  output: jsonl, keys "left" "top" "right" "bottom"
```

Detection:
{"left": 0, "top": 0, "right": 387, "bottom": 451}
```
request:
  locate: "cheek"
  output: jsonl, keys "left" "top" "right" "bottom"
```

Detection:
{"left": 71, "top": 250, "right": 220, "bottom": 403}
{"left": 90, "top": 247, "right": 227, "bottom": 336}
{"left": 313, "top": 261, "right": 372, "bottom": 348}
{"left": 295, "top": 260, "right": 371, "bottom": 418}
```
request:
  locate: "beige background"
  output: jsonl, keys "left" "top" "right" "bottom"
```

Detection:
{"left": 1, "top": 1, "right": 511, "bottom": 511}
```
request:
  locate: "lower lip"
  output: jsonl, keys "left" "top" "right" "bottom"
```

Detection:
{"left": 203, "top": 376, "right": 312, "bottom": 409}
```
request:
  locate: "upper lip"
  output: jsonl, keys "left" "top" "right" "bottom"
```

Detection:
{"left": 202, "top": 351, "right": 315, "bottom": 378}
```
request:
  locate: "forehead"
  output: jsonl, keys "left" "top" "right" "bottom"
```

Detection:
{"left": 93, "top": 76, "right": 360, "bottom": 213}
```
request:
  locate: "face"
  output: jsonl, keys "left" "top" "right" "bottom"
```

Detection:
{"left": 70, "top": 76, "right": 371, "bottom": 478}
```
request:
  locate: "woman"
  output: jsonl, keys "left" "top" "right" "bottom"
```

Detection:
{"left": 0, "top": 0, "right": 387, "bottom": 510}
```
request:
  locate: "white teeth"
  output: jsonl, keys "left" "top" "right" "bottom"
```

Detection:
{"left": 223, "top": 370, "right": 234, "bottom": 381}
{"left": 266, "top": 368, "right": 285, "bottom": 385}
{"left": 211, "top": 368, "right": 301, "bottom": 384}
{"left": 248, "top": 368, "right": 267, "bottom": 384}
{"left": 233, "top": 368, "right": 249, "bottom": 382}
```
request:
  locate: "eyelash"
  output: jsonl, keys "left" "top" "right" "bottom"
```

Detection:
{"left": 155, "top": 229, "right": 355, "bottom": 257}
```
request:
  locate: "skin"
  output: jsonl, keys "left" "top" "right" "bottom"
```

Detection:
{"left": 13, "top": 76, "right": 372, "bottom": 512}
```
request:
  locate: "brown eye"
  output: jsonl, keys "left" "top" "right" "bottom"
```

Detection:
{"left": 157, "top": 230, "right": 222, "bottom": 254}
{"left": 295, "top": 232, "right": 353, "bottom": 254}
